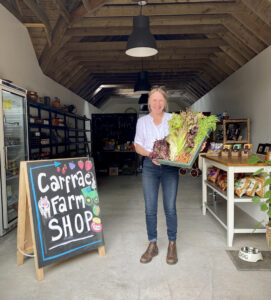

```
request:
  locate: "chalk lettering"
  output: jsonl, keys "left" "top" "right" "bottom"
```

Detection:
{"left": 62, "top": 215, "right": 73, "bottom": 238}
{"left": 37, "top": 173, "right": 49, "bottom": 193}
{"left": 48, "top": 218, "right": 62, "bottom": 242}
{"left": 74, "top": 214, "right": 84, "bottom": 233}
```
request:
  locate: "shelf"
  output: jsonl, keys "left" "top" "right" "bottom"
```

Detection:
{"left": 206, "top": 197, "right": 266, "bottom": 233}
{"left": 205, "top": 180, "right": 227, "bottom": 200}
{"left": 223, "top": 118, "right": 250, "bottom": 144}
{"left": 6, "top": 175, "right": 19, "bottom": 181}
{"left": 28, "top": 100, "right": 91, "bottom": 160}
{"left": 6, "top": 144, "right": 21, "bottom": 147}
{"left": 205, "top": 180, "right": 268, "bottom": 203}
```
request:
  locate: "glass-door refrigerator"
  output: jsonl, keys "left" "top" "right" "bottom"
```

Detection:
{"left": 0, "top": 80, "right": 28, "bottom": 236}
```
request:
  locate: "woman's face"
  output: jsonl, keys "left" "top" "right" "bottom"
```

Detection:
{"left": 149, "top": 91, "right": 166, "bottom": 114}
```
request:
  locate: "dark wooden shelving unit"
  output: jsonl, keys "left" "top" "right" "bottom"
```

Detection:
{"left": 27, "top": 100, "right": 91, "bottom": 160}
{"left": 91, "top": 113, "right": 138, "bottom": 175}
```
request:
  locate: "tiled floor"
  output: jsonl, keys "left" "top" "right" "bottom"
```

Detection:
{"left": 0, "top": 174, "right": 270, "bottom": 300}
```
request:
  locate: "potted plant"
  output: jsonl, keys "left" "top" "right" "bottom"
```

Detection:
{"left": 248, "top": 155, "right": 271, "bottom": 249}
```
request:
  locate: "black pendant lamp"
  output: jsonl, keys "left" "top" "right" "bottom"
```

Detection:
{"left": 138, "top": 93, "right": 149, "bottom": 104}
{"left": 125, "top": 2, "right": 158, "bottom": 57}
{"left": 134, "top": 71, "right": 151, "bottom": 94}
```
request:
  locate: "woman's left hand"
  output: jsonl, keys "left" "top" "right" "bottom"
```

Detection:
{"left": 152, "top": 160, "right": 161, "bottom": 166}
{"left": 200, "top": 142, "right": 207, "bottom": 152}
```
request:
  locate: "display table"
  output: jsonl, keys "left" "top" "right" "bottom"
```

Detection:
{"left": 202, "top": 154, "right": 271, "bottom": 247}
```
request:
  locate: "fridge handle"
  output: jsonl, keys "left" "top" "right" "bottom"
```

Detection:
{"left": 5, "top": 146, "right": 8, "bottom": 170}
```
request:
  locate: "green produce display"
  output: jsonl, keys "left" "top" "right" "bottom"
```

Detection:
{"left": 150, "top": 109, "right": 218, "bottom": 168}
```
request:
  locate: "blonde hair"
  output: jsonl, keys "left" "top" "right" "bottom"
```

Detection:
{"left": 148, "top": 86, "right": 169, "bottom": 112}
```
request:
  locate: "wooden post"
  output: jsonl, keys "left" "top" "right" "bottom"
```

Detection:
{"left": 98, "top": 246, "right": 106, "bottom": 256}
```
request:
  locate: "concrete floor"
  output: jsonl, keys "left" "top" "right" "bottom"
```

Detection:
{"left": 0, "top": 174, "right": 270, "bottom": 300}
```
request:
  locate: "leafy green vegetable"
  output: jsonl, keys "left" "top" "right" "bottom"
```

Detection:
{"left": 166, "top": 109, "right": 218, "bottom": 162}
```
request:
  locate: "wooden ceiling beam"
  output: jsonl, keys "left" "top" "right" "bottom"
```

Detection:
{"left": 53, "top": 0, "right": 71, "bottom": 24}
{"left": 0, "top": 0, "right": 22, "bottom": 21}
{"left": 54, "top": 60, "right": 79, "bottom": 82}
{"left": 72, "top": 14, "right": 228, "bottom": 28}
{"left": 22, "top": 0, "right": 52, "bottom": 45}
{"left": 73, "top": 53, "right": 212, "bottom": 62}
{"left": 89, "top": 2, "right": 241, "bottom": 17}
{"left": 72, "top": 73, "right": 94, "bottom": 93}
{"left": 232, "top": 2, "right": 271, "bottom": 45}
{"left": 66, "top": 24, "right": 227, "bottom": 37}
{"left": 199, "top": 71, "right": 218, "bottom": 87}
{"left": 203, "top": 62, "right": 227, "bottom": 81}
{"left": 222, "top": 15, "right": 266, "bottom": 53}
{"left": 209, "top": 55, "right": 233, "bottom": 74}
{"left": 66, "top": 68, "right": 88, "bottom": 89}
{"left": 67, "top": 47, "right": 221, "bottom": 58}
{"left": 60, "top": 65, "right": 84, "bottom": 87}
{"left": 215, "top": 52, "right": 240, "bottom": 71}
{"left": 65, "top": 38, "right": 227, "bottom": 51}
{"left": 107, "top": 0, "right": 236, "bottom": 4}
{"left": 241, "top": 0, "right": 271, "bottom": 28}
{"left": 218, "top": 31, "right": 255, "bottom": 60}
{"left": 15, "top": 0, "right": 24, "bottom": 16}
{"left": 70, "top": 0, "right": 107, "bottom": 24}
{"left": 219, "top": 46, "right": 247, "bottom": 65}
{"left": 39, "top": 1, "right": 107, "bottom": 72}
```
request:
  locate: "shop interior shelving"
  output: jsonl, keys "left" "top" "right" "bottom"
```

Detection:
{"left": 202, "top": 154, "right": 270, "bottom": 247}
{"left": 27, "top": 100, "right": 91, "bottom": 160}
{"left": 91, "top": 113, "right": 138, "bottom": 175}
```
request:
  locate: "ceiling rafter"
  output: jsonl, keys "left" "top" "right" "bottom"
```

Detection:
{"left": 3, "top": 0, "right": 271, "bottom": 107}
{"left": 22, "top": 0, "right": 53, "bottom": 45}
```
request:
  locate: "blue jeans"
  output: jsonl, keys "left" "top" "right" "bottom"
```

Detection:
{"left": 142, "top": 158, "right": 179, "bottom": 241}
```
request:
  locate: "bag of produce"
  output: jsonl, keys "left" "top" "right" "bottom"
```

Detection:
{"left": 217, "top": 171, "right": 227, "bottom": 191}
{"left": 255, "top": 176, "right": 265, "bottom": 198}
{"left": 207, "top": 167, "right": 220, "bottom": 183}
{"left": 245, "top": 176, "right": 258, "bottom": 197}
{"left": 234, "top": 177, "right": 250, "bottom": 197}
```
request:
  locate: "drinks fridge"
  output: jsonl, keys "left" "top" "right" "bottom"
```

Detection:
{"left": 0, "top": 80, "right": 28, "bottom": 236}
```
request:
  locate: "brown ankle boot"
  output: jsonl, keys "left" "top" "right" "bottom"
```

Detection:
{"left": 166, "top": 241, "right": 178, "bottom": 265}
{"left": 140, "top": 242, "right": 158, "bottom": 263}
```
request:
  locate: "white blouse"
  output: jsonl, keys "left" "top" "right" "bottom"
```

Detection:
{"left": 134, "top": 112, "right": 172, "bottom": 152}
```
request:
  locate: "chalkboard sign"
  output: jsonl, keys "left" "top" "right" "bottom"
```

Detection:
{"left": 26, "top": 157, "right": 104, "bottom": 268}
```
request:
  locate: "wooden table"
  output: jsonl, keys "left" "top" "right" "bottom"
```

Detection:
{"left": 202, "top": 154, "right": 270, "bottom": 247}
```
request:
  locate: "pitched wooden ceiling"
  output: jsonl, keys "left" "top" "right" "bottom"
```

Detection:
{"left": 2, "top": 0, "right": 271, "bottom": 108}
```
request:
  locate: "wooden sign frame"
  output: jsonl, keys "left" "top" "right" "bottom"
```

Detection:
{"left": 17, "top": 159, "right": 105, "bottom": 280}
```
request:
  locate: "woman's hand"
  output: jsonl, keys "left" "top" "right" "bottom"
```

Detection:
{"left": 152, "top": 159, "right": 161, "bottom": 166}
{"left": 200, "top": 142, "right": 207, "bottom": 152}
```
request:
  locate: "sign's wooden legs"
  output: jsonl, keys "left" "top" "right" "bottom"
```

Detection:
{"left": 17, "top": 162, "right": 44, "bottom": 280}
{"left": 98, "top": 246, "right": 106, "bottom": 256}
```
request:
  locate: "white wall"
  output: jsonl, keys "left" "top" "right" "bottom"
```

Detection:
{"left": 191, "top": 46, "right": 271, "bottom": 223}
{"left": 191, "top": 46, "right": 271, "bottom": 153}
{"left": 0, "top": 4, "right": 100, "bottom": 118}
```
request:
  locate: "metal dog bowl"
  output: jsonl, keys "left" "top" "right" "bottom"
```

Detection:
{"left": 238, "top": 246, "right": 263, "bottom": 262}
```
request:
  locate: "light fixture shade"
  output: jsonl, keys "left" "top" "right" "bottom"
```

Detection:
{"left": 134, "top": 71, "right": 151, "bottom": 94}
{"left": 126, "top": 16, "right": 158, "bottom": 57}
{"left": 138, "top": 93, "right": 149, "bottom": 104}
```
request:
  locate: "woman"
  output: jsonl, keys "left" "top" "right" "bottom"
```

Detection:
{"left": 134, "top": 86, "right": 179, "bottom": 265}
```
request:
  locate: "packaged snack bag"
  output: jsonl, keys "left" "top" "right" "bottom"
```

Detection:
{"left": 234, "top": 177, "right": 250, "bottom": 197}
{"left": 207, "top": 167, "right": 220, "bottom": 183}
{"left": 255, "top": 176, "right": 265, "bottom": 198}
{"left": 217, "top": 171, "right": 227, "bottom": 191}
{"left": 245, "top": 176, "right": 258, "bottom": 197}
